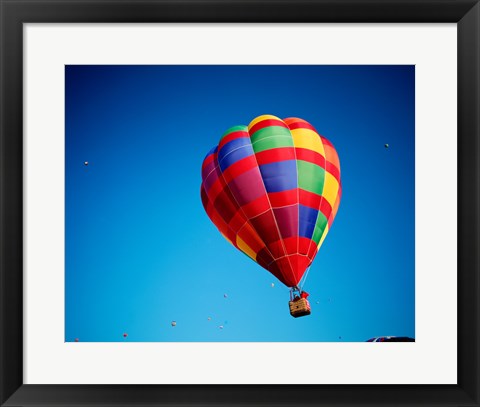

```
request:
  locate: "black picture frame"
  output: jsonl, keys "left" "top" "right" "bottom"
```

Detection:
{"left": 1, "top": 1, "right": 479, "bottom": 406}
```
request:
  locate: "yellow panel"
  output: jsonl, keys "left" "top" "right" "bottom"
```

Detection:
{"left": 236, "top": 235, "right": 257, "bottom": 261}
{"left": 322, "top": 172, "right": 340, "bottom": 208}
{"left": 317, "top": 225, "right": 329, "bottom": 250}
{"left": 248, "top": 114, "right": 282, "bottom": 130}
{"left": 291, "top": 128, "right": 325, "bottom": 157}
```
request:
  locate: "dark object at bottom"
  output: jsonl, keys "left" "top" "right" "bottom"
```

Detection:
{"left": 366, "top": 336, "right": 415, "bottom": 342}
{"left": 289, "top": 298, "right": 311, "bottom": 318}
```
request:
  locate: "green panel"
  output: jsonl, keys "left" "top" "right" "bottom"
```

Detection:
{"left": 253, "top": 136, "right": 294, "bottom": 153}
{"left": 220, "top": 125, "right": 248, "bottom": 140}
{"left": 297, "top": 160, "right": 325, "bottom": 195}
{"left": 251, "top": 127, "right": 294, "bottom": 153}
{"left": 312, "top": 212, "right": 328, "bottom": 245}
{"left": 250, "top": 126, "right": 292, "bottom": 144}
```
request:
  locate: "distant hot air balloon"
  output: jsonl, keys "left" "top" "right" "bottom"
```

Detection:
{"left": 84, "top": 161, "right": 89, "bottom": 166}
{"left": 171, "top": 321, "right": 177, "bottom": 327}
{"left": 123, "top": 333, "right": 128, "bottom": 338}
{"left": 200, "top": 115, "right": 341, "bottom": 314}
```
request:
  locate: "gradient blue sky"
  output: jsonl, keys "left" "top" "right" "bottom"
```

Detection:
{"left": 65, "top": 65, "right": 415, "bottom": 342}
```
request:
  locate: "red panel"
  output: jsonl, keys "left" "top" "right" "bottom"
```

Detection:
{"left": 225, "top": 227, "right": 237, "bottom": 244}
{"left": 206, "top": 177, "right": 225, "bottom": 202}
{"left": 228, "top": 210, "right": 247, "bottom": 233}
{"left": 201, "top": 159, "right": 216, "bottom": 181}
{"left": 282, "top": 236, "right": 298, "bottom": 255}
{"left": 255, "top": 147, "right": 295, "bottom": 165}
{"left": 272, "top": 257, "right": 297, "bottom": 287}
{"left": 249, "top": 119, "right": 288, "bottom": 135}
{"left": 319, "top": 198, "right": 333, "bottom": 220}
{"left": 298, "top": 237, "right": 312, "bottom": 255}
{"left": 299, "top": 189, "right": 322, "bottom": 209}
{"left": 209, "top": 211, "right": 224, "bottom": 234}
{"left": 268, "top": 189, "right": 298, "bottom": 207}
{"left": 202, "top": 165, "right": 220, "bottom": 193}
{"left": 218, "top": 130, "right": 250, "bottom": 150}
{"left": 295, "top": 148, "right": 325, "bottom": 168}
{"left": 213, "top": 188, "right": 240, "bottom": 224}
{"left": 326, "top": 161, "right": 340, "bottom": 182}
{"left": 285, "top": 118, "right": 318, "bottom": 133}
{"left": 267, "top": 261, "right": 290, "bottom": 287}
{"left": 201, "top": 152, "right": 215, "bottom": 172}
{"left": 307, "top": 242, "right": 318, "bottom": 259}
{"left": 290, "top": 254, "right": 312, "bottom": 281}
{"left": 279, "top": 253, "right": 312, "bottom": 284}
{"left": 320, "top": 136, "right": 333, "bottom": 147}
{"left": 237, "top": 224, "right": 265, "bottom": 253}
{"left": 241, "top": 194, "right": 271, "bottom": 219}
{"left": 265, "top": 238, "right": 287, "bottom": 259}
{"left": 249, "top": 210, "right": 282, "bottom": 247}
{"left": 256, "top": 248, "right": 275, "bottom": 270}
{"left": 208, "top": 210, "right": 234, "bottom": 245}
{"left": 200, "top": 185, "right": 209, "bottom": 210}
{"left": 221, "top": 155, "right": 257, "bottom": 184}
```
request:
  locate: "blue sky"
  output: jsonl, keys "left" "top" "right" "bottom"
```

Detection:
{"left": 65, "top": 65, "right": 415, "bottom": 342}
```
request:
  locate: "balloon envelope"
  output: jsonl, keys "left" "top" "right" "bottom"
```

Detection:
{"left": 201, "top": 115, "right": 341, "bottom": 287}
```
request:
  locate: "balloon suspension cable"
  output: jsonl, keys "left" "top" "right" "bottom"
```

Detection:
{"left": 299, "top": 266, "right": 311, "bottom": 292}
{"left": 290, "top": 286, "right": 300, "bottom": 300}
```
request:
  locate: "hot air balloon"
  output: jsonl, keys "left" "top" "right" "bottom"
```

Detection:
{"left": 200, "top": 115, "right": 341, "bottom": 317}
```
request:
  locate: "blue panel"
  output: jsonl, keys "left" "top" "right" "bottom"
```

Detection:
{"left": 258, "top": 160, "right": 297, "bottom": 193}
{"left": 218, "top": 138, "right": 254, "bottom": 172}
{"left": 298, "top": 204, "right": 318, "bottom": 238}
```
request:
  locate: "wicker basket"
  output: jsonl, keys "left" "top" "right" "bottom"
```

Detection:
{"left": 289, "top": 298, "right": 311, "bottom": 318}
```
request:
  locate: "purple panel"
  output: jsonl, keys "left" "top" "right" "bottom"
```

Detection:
{"left": 201, "top": 159, "right": 217, "bottom": 181}
{"left": 227, "top": 167, "right": 266, "bottom": 206}
{"left": 203, "top": 165, "right": 221, "bottom": 192}
{"left": 249, "top": 210, "right": 281, "bottom": 245}
{"left": 273, "top": 206, "right": 298, "bottom": 238}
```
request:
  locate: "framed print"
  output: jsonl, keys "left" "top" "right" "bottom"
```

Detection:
{"left": 1, "top": 1, "right": 479, "bottom": 406}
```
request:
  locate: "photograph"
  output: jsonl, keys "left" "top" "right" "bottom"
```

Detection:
{"left": 65, "top": 64, "right": 415, "bottom": 342}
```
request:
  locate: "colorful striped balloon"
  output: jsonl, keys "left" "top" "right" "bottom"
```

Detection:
{"left": 200, "top": 115, "right": 341, "bottom": 288}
